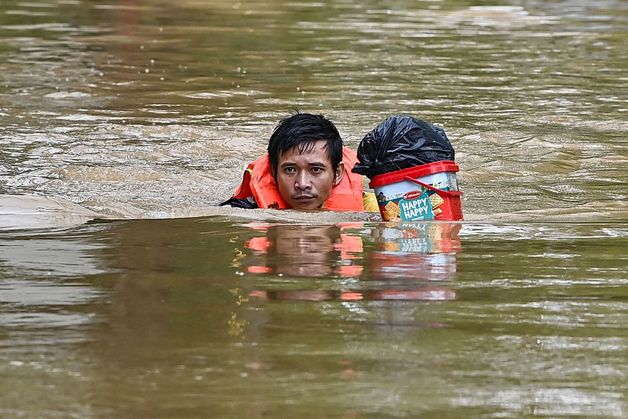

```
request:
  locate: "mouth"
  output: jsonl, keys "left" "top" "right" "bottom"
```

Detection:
{"left": 294, "top": 194, "right": 316, "bottom": 202}
{"left": 292, "top": 195, "right": 318, "bottom": 207}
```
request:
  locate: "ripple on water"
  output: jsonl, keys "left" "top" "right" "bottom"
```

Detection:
{"left": 0, "top": 279, "right": 103, "bottom": 332}
{"left": 44, "top": 91, "right": 92, "bottom": 99}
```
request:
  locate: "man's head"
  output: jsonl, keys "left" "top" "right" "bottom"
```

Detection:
{"left": 268, "top": 113, "right": 345, "bottom": 210}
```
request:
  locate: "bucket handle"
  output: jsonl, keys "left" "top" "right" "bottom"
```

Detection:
{"left": 403, "top": 176, "right": 462, "bottom": 198}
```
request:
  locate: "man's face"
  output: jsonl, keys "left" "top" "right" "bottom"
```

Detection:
{"left": 276, "top": 140, "right": 343, "bottom": 210}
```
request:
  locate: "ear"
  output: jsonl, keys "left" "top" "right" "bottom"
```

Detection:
{"left": 333, "top": 162, "right": 345, "bottom": 186}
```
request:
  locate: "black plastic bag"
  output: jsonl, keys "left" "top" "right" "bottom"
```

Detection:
{"left": 352, "top": 115, "right": 455, "bottom": 178}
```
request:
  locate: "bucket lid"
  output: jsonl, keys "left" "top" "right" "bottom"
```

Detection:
{"left": 369, "top": 160, "right": 459, "bottom": 188}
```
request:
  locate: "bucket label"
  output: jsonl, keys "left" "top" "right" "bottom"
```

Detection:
{"left": 398, "top": 190, "right": 434, "bottom": 221}
{"left": 374, "top": 170, "right": 461, "bottom": 221}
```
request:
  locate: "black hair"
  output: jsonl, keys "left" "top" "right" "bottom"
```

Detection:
{"left": 267, "top": 113, "right": 343, "bottom": 176}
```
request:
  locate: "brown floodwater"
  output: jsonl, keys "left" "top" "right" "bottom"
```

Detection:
{"left": 1, "top": 0, "right": 627, "bottom": 417}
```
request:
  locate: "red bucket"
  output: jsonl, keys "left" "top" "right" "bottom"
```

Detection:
{"left": 369, "top": 161, "right": 463, "bottom": 221}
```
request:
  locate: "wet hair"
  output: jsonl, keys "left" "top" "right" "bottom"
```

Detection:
{"left": 267, "top": 113, "right": 343, "bottom": 176}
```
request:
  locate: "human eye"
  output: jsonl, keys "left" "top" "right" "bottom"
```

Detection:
{"left": 311, "top": 166, "right": 325, "bottom": 175}
{"left": 283, "top": 166, "right": 297, "bottom": 175}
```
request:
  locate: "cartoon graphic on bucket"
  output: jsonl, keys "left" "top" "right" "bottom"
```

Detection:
{"left": 369, "top": 160, "right": 463, "bottom": 221}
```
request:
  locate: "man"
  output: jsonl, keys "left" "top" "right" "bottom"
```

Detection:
{"left": 223, "top": 113, "right": 374, "bottom": 211}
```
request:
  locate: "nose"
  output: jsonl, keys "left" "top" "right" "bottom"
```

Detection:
{"left": 294, "top": 171, "right": 312, "bottom": 190}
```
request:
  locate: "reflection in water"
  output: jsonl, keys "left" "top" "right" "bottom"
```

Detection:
{"left": 241, "top": 222, "right": 460, "bottom": 302}
{"left": 370, "top": 222, "right": 461, "bottom": 282}
{"left": 243, "top": 223, "right": 362, "bottom": 278}
{"left": 373, "top": 222, "right": 462, "bottom": 254}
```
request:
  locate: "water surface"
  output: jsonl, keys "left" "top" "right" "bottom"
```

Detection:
{"left": 1, "top": 0, "right": 627, "bottom": 417}
{"left": 1, "top": 0, "right": 626, "bottom": 220}
{"left": 2, "top": 219, "right": 627, "bottom": 417}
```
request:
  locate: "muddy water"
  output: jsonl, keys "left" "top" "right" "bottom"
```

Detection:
{"left": 1, "top": 0, "right": 627, "bottom": 417}
{"left": 2, "top": 220, "right": 627, "bottom": 417}
{"left": 1, "top": 0, "right": 626, "bottom": 220}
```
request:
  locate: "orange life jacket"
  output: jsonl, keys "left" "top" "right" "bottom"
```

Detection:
{"left": 232, "top": 147, "right": 365, "bottom": 211}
